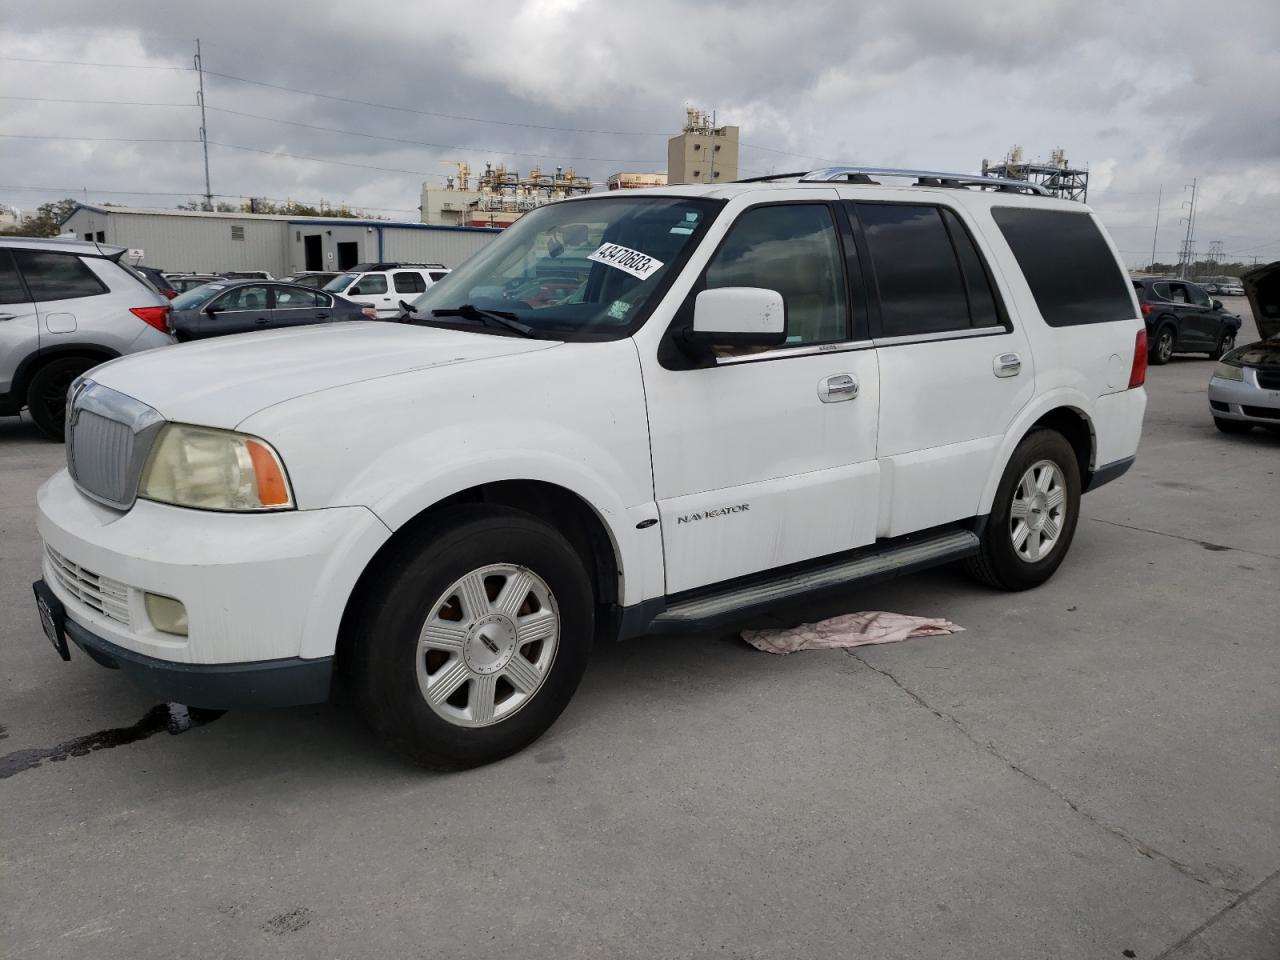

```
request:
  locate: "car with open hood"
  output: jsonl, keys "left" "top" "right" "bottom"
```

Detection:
{"left": 1207, "top": 260, "right": 1280, "bottom": 434}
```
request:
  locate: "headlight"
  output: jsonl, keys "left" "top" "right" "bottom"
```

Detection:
{"left": 139, "top": 424, "right": 294, "bottom": 511}
{"left": 1212, "top": 362, "right": 1244, "bottom": 382}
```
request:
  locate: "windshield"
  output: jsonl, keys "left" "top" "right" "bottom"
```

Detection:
{"left": 410, "top": 195, "right": 722, "bottom": 338}
{"left": 323, "top": 273, "right": 358, "bottom": 292}
{"left": 171, "top": 283, "right": 227, "bottom": 310}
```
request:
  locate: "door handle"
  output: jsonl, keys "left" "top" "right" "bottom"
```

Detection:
{"left": 994, "top": 353, "right": 1022, "bottom": 378}
{"left": 0, "top": 313, "right": 15, "bottom": 321}
{"left": 818, "top": 374, "right": 859, "bottom": 403}
{"left": 315, "top": 312, "right": 330, "bottom": 319}
{"left": 255, "top": 318, "right": 270, "bottom": 325}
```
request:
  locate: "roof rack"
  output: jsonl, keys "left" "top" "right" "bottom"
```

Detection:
{"left": 733, "top": 171, "right": 810, "bottom": 184}
{"left": 800, "top": 166, "right": 1050, "bottom": 196}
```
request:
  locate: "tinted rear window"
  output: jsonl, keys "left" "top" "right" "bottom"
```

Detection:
{"left": 12, "top": 250, "right": 108, "bottom": 302}
{"left": 991, "top": 208, "right": 1134, "bottom": 326}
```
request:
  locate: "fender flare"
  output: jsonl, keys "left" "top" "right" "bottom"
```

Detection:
{"left": 976, "top": 388, "right": 1096, "bottom": 515}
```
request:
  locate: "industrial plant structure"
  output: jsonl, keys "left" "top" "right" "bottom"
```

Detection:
{"left": 981, "top": 146, "right": 1089, "bottom": 202}
{"left": 420, "top": 162, "right": 593, "bottom": 228}
{"left": 667, "top": 109, "right": 739, "bottom": 185}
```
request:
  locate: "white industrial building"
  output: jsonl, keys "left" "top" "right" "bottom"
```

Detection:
{"left": 61, "top": 205, "right": 501, "bottom": 275}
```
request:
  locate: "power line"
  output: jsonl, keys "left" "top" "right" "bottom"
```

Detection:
{"left": 0, "top": 182, "right": 421, "bottom": 215}
{"left": 0, "top": 95, "right": 192, "bottom": 107}
{"left": 208, "top": 141, "right": 441, "bottom": 177}
{"left": 0, "top": 54, "right": 191, "bottom": 71}
{"left": 0, "top": 132, "right": 199, "bottom": 144}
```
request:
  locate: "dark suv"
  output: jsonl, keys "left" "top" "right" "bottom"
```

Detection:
{"left": 1132, "top": 277, "right": 1242, "bottom": 364}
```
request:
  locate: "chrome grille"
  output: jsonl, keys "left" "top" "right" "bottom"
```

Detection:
{"left": 65, "top": 380, "right": 165, "bottom": 510}
{"left": 46, "top": 543, "right": 132, "bottom": 627}
{"left": 69, "top": 410, "right": 135, "bottom": 505}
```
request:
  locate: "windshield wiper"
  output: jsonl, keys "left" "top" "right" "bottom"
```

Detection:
{"left": 430, "top": 304, "right": 536, "bottom": 337}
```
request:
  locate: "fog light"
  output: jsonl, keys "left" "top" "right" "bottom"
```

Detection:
{"left": 145, "top": 593, "right": 189, "bottom": 636}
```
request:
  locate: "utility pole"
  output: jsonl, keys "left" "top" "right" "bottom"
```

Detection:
{"left": 194, "top": 38, "right": 213, "bottom": 211}
{"left": 1149, "top": 184, "right": 1162, "bottom": 270}
{"left": 1178, "top": 178, "right": 1197, "bottom": 279}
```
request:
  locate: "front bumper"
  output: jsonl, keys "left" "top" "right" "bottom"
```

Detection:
{"left": 36, "top": 469, "right": 390, "bottom": 668}
{"left": 56, "top": 609, "right": 332, "bottom": 709}
{"left": 1207, "top": 371, "right": 1280, "bottom": 424}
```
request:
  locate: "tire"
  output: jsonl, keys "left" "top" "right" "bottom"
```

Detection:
{"left": 964, "top": 429, "right": 1082, "bottom": 591}
{"left": 1149, "top": 326, "right": 1176, "bottom": 365}
{"left": 1214, "top": 417, "right": 1253, "bottom": 435}
{"left": 348, "top": 505, "right": 593, "bottom": 770}
{"left": 26, "top": 357, "right": 93, "bottom": 441}
{"left": 1209, "top": 331, "right": 1236, "bottom": 360}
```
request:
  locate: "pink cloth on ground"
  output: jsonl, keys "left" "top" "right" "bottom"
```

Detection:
{"left": 741, "top": 611, "right": 963, "bottom": 655}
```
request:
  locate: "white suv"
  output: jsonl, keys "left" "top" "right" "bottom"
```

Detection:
{"left": 323, "top": 262, "right": 451, "bottom": 318}
{"left": 34, "top": 168, "right": 1147, "bottom": 769}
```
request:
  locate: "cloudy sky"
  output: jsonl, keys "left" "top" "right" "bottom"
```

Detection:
{"left": 2, "top": 0, "right": 1277, "bottom": 267}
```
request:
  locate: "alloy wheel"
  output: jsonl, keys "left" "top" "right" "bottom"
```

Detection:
{"left": 1010, "top": 459, "right": 1067, "bottom": 563}
{"left": 415, "top": 563, "right": 559, "bottom": 728}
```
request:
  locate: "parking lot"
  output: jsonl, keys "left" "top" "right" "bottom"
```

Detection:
{"left": 1, "top": 299, "right": 1276, "bottom": 959}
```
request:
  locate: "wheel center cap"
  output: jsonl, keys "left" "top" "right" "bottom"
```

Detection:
{"left": 463, "top": 614, "right": 517, "bottom": 675}
{"left": 1027, "top": 492, "right": 1049, "bottom": 530}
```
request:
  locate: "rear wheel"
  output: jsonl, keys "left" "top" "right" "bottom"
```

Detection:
{"left": 1214, "top": 417, "right": 1253, "bottom": 435}
{"left": 348, "top": 506, "right": 593, "bottom": 770}
{"left": 26, "top": 357, "right": 92, "bottom": 441}
{"left": 1149, "top": 326, "right": 1176, "bottom": 365}
{"left": 965, "top": 430, "right": 1081, "bottom": 591}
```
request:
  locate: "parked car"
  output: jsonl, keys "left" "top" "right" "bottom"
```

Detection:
{"left": 1131, "top": 277, "right": 1242, "bottom": 363}
{"left": 217, "top": 270, "right": 274, "bottom": 280}
{"left": 1, "top": 236, "right": 171, "bottom": 439}
{"left": 1207, "top": 260, "right": 1280, "bottom": 434}
{"left": 130, "top": 265, "right": 178, "bottom": 300}
{"left": 279, "top": 271, "right": 341, "bottom": 289}
{"left": 33, "top": 167, "right": 1147, "bottom": 769}
{"left": 1220, "top": 280, "right": 1245, "bottom": 296}
{"left": 167, "top": 280, "right": 375, "bottom": 341}
{"left": 166, "top": 273, "right": 223, "bottom": 295}
{"left": 324, "top": 262, "right": 451, "bottom": 318}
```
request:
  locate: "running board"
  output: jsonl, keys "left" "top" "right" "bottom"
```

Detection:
{"left": 647, "top": 529, "right": 979, "bottom": 631}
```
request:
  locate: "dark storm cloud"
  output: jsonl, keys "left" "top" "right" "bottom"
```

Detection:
{"left": 2, "top": 0, "right": 1277, "bottom": 265}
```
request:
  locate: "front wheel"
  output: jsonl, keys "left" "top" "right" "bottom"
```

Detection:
{"left": 1209, "top": 332, "right": 1236, "bottom": 360}
{"left": 965, "top": 430, "right": 1082, "bottom": 591}
{"left": 348, "top": 506, "right": 593, "bottom": 770}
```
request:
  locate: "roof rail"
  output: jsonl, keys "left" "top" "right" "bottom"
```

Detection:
{"left": 800, "top": 166, "right": 1051, "bottom": 196}
{"left": 733, "top": 171, "right": 809, "bottom": 184}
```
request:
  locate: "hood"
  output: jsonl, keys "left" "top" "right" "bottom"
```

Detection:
{"left": 90, "top": 322, "right": 558, "bottom": 428}
{"left": 1241, "top": 260, "right": 1280, "bottom": 342}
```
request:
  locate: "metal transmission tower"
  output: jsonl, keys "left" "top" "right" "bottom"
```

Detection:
{"left": 1178, "top": 179, "right": 1198, "bottom": 279}
{"left": 194, "top": 38, "right": 213, "bottom": 211}
{"left": 981, "top": 146, "right": 1089, "bottom": 202}
{"left": 1207, "top": 240, "right": 1225, "bottom": 267}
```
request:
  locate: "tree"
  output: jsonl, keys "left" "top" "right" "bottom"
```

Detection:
{"left": 0, "top": 198, "right": 79, "bottom": 237}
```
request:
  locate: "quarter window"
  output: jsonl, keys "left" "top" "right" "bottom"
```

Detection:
{"left": 393, "top": 271, "right": 427, "bottom": 294}
{"left": 856, "top": 203, "right": 970, "bottom": 337}
{"left": 941, "top": 208, "right": 1002, "bottom": 328}
{"left": 273, "top": 286, "right": 321, "bottom": 308}
{"left": 12, "top": 250, "right": 107, "bottom": 302}
{"left": 703, "top": 204, "right": 848, "bottom": 346}
{"left": 991, "top": 207, "right": 1135, "bottom": 326}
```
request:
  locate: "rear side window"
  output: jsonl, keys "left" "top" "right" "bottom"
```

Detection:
{"left": 940, "top": 208, "right": 1001, "bottom": 328}
{"left": 855, "top": 204, "right": 970, "bottom": 337}
{"left": 0, "top": 250, "right": 28, "bottom": 304}
{"left": 274, "top": 286, "right": 322, "bottom": 308}
{"left": 991, "top": 208, "right": 1134, "bottom": 326}
{"left": 428, "top": 271, "right": 449, "bottom": 282}
{"left": 393, "top": 271, "right": 427, "bottom": 294}
{"left": 12, "top": 250, "right": 108, "bottom": 302}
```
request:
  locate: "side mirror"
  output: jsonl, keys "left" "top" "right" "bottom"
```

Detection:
{"left": 348, "top": 286, "right": 363, "bottom": 296}
{"left": 399, "top": 299, "right": 417, "bottom": 315}
{"left": 1212, "top": 299, "right": 1223, "bottom": 310}
{"left": 686, "top": 287, "right": 786, "bottom": 346}
{"left": 204, "top": 305, "right": 220, "bottom": 316}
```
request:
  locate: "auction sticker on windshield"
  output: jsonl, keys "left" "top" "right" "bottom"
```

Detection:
{"left": 587, "top": 243, "right": 664, "bottom": 280}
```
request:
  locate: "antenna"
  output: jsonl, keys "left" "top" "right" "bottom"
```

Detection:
{"left": 194, "top": 38, "right": 213, "bottom": 211}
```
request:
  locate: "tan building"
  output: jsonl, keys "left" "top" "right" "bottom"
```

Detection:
{"left": 667, "top": 109, "right": 739, "bottom": 185}
{"left": 607, "top": 172, "right": 668, "bottom": 190}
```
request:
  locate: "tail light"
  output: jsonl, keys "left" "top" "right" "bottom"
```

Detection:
{"left": 360, "top": 306, "right": 378, "bottom": 319}
{"left": 130, "top": 305, "right": 171, "bottom": 334}
{"left": 162, "top": 288, "right": 178, "bottom": 300}
{"left": 1129, "top": 329, "right": 1148, "bottom": 388}
{"left": 1139, "top": 303, "right": 1152, "bottom": 317}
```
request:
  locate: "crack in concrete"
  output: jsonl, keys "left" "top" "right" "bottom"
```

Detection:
{"left": 845, "top": 649, "right": 1247, "bottom": 896}
{"left": 1151, "top": 866, "right": 1280, "bottom": 960}
{"left": 1091, "top": 517, "right": 1280, "bottom": 561}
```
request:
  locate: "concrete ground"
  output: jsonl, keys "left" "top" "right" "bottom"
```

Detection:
{"left": 2, "top": 299, "right": 1276, "bottom": 959}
